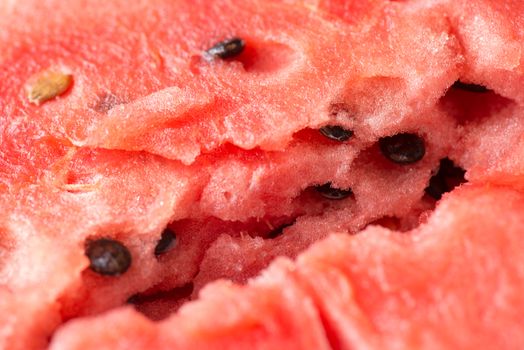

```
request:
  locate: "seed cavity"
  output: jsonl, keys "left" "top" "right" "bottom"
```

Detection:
{"left": 267, "top": 221, "right": 295, "bottom": 239}
{"left": 127, "top": 283, "right": 194, "bottom": 321}
{"left": 85, "top": 238, "right": 131, "bottom": 276}
{"left": 367, "top": 216, "right": 402, "bottom": 231}
{"left": 319, "top": 125, "right": 354, "bottom": 142}
{"left": 451, "top": 80, "right": 489, "bottom": 93}
{"left": 154, "top": 229, "right": 177, "bottom": 256}
{"left": 26, "top": 70, "right": 73, "bottom": 105}
{"left": 315, "top": 182, "right": 353, "bottom": 200}
{"left": 379, "top": 133, "right": 425, "bottom": 164}
{"left": 205, "top": 38, "right": 245, "bottom": 59}
{"left": 425, "top": 158, "right": 466, "bottom": 200}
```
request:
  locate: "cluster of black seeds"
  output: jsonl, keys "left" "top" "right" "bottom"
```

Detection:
{"left": 86, "top": 229, "right": 177, "bottom": 276}
{"left": 73, "top": 34, "right": 469, "bottom": 281}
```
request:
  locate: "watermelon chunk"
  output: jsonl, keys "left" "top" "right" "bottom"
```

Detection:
{"left": 49, "top": 185, "right": 524, "bottom": 349}
{"left": 295, "top": 185, "right": 524, "bottom": 349}
{"left": 0, "top": 0, "right": 462, "bottom": 164}
{"left": 51, "top": 262, "right": 332, "bottom": 350}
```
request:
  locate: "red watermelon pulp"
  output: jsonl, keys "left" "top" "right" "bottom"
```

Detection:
{"left": 1, "top": 0, "right": 524, "bottom": 349}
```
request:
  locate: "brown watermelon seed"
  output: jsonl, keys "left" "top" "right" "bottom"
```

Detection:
{"left": 451, "top": 80, "right": 489, "bottom": 93}
{"left": 154, "top": 229, "right": 177, "bottom": 256}
{"left": 319, "top": 125, "right": 354, "bottom": 142}
{"left": 85, "top": 238, "right": 131, "bottom": 276}
{"left": 316, "top": 183, "right": 353, "bottom": 200}
{"left": 205, "top": 38, "right": 245, "bottom": 59}
{"left": 26, "top": 70, "right": 73, "bottom": 105}
{"left": 379, "top": 133, "right": 425, "bottom": 164}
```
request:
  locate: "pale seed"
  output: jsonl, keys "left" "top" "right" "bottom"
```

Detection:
{"left": 27, "top": 70, "right": 73, "bottom": 105}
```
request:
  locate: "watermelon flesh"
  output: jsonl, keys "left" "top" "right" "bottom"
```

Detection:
{"left": 1, "top": 0, "right": 524, "bottom": 348}
{"left": 49, "top": 185, "right": 524, "bottom": 349}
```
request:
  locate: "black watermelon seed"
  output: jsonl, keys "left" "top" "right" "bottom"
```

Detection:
{"left": 451, "top": 80, "right": 489, "bottom": 93}
{"left": 85, "top": 238, "right": 131, "bottom": 276}
{"left": 205, "top": 38, "right": 245, "bottom": 59}
{"left": 319, "top": 125, "right": 354, "bottom": 142}
{"left": 425, "top": 158, "right": 466, "bottom": 200}
{"left": 379, "top": 133, "right": 425, "bottom": 164}
{"left": 154, "top": 229, "right": 177, "bottom": 256}
{"left": 316, "top": 183, "right": 353, "bottom": 200}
